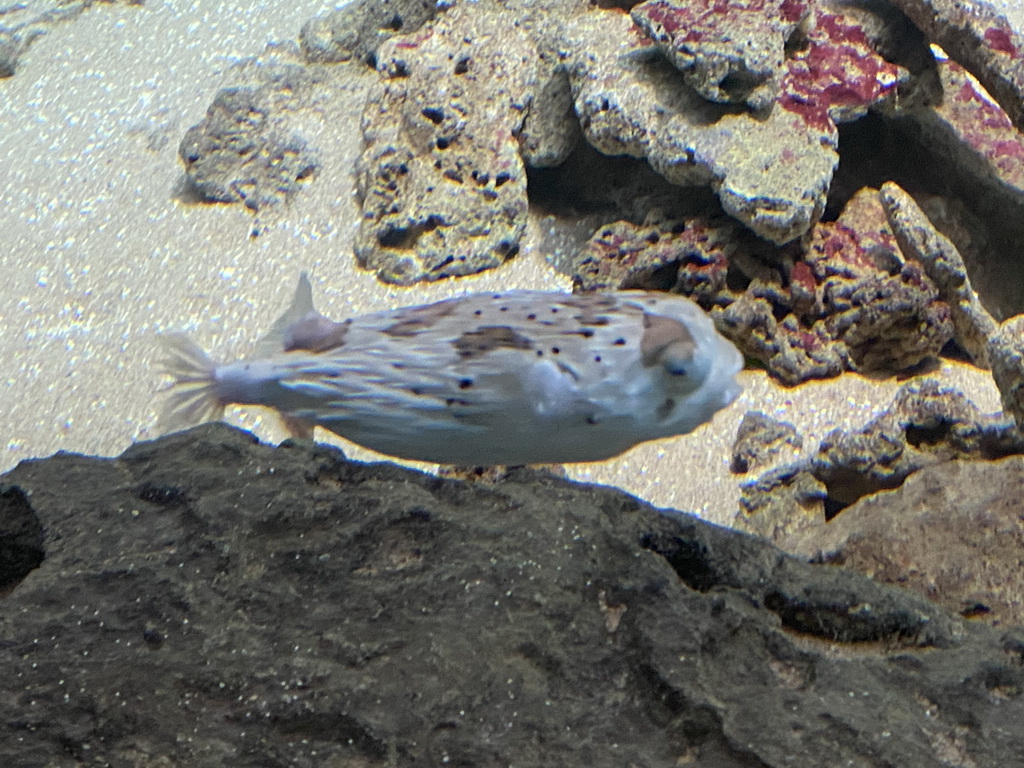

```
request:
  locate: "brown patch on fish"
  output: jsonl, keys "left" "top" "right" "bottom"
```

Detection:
{"left": 383, "top": 301, "right": 459, "bottom": 338}
{"left": 554, "top": 295, "right": 617, "bottom": 327}
{"left": 454, "top": 326, "right": 534, "bottom": 359}
{"left": 285, "top": 317, "right": 351, "bottom": 353}
{"left": 640, "top": 313, "right": 695, "bottom": 367}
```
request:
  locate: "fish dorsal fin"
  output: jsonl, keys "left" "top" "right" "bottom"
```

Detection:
{"left": 251, "top": 272, "right": 321, "bottom": 358}
{"left": 252, "top": 272, "right": 352, "bottom": 357}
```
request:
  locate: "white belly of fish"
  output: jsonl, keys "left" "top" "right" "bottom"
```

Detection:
{"left": 159, "top": 277, "right": 744, "bottom": 465}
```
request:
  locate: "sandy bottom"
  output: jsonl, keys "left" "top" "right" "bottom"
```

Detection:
{"left": 0, "top": 0, "right": 1005, "bottom": 527}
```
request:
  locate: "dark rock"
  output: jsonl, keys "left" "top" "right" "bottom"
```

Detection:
{"left": 4, "top": 424, "right": 1023, "bottom": 766}
{"left": 178, "top": 47, "right": 326, "bottom": 217}
{"left": 881, "top": 181, "right": 999, "bottom": 367}
{"left": 738, "top": 379, "right": 1024, "bottom": 539}
{"left": 809, "top": 456, "right": 1024, "bottom": 627}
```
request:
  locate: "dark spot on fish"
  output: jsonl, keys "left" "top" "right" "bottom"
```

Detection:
{"left": 454, "top": 325, "right": 534, "bottom": 359}
{"left": 500, "top": 306, "right": 508, "bottom": 312}
{"left": 392, "top": 362, "right": 406, "bottom": 370}
{"left": 410, "top": 387, "right": 424, "bottom": 396}
{"left": 585, "top": 415, "right": 598, "bottom": 425}
{"left": 594, "top": 355, "right": 602, "bottom": 363}
{"left": 527, "top": 313, "right": 536, "bottom": 321}
{"left": 613, "top": 338, "right": 626, "bottom": 346}
{"left": 474, "top": 309, "right": 482, "bottom": 316}
{"left": 551, "top": 347, "right": 560, "bottom": 354}
{"left": 436, "top": 137, "right": 450, "bottom": 150}
{"left": 657, "top": 398, "right": 676, "bottom": 421}
{"left": 459, "top": 378, "right": 473, "bottom": 389}
{"left": 454, "top": 57, "right": 470, "bottom": 75}
{"left": 566, "top": 328, "right": 595, "bottom": 338}
{"left": 536, "top": 350, "right": 543, "bottom": 356}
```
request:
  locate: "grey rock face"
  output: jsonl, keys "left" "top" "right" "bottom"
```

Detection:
{"left": 738, "top": 379, "right": 1024, "bottom": 539}
{"left": 730, "top": 410, "right": 803, "bottom": 475}
{"left": 2, "top": 424, "right": 1023, "bottom": 767}
{"left": 179, "top": 84, "right": 317, "bottom": 211}
{"left": 810, "top": 456, "right": 1024, "bottom": 627}
{"left": 355, "top": 3, "right": 538, "bottom": 284}
{"left": 178, "top": 49, "right": 330, "bottom": 218}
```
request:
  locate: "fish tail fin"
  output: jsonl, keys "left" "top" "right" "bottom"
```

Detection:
{"left": 156, "top": 333, "right": 226, "bottom": 433}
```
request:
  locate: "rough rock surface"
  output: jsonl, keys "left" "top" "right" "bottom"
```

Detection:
{"left": 355, "top": 3, "right": 539, "bottom": 284}
{"left": 564, "top": 3, "right": 903, "bottom": 245}
{"left": 5, "top": 424, "right": 1024, "bottom": 766}
{"left": 630, "top": 0, "right": 809, "bottom": 111}
{"left": 881, "top": 181, "right": 999, "bottom": 367}
{"left": 299, "top": 0, "right": 437, "bottom": 65}
{"left": 178, "top": 45, "right": 345, "bottom": 229}
{"left": 738, "top": 379, "right": 1024, "bottom": 537}
{"left": 989, "top": 314, "right": 1024, "bottom": 428}
{"left": 810, "top": 456, "right": 1024, "bottom": 627}
{"left": 730, "top": 410, "right": 803, "bottom": 475}
{"left": 574, "top": 188, "right": 953, "bottom": 384}
{"left": 889, "top": 0, "right": 1024, "bottom": 133}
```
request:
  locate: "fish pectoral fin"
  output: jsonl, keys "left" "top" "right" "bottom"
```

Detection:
{"left": 524, "top": 358, "right": 586, "bottom": 420}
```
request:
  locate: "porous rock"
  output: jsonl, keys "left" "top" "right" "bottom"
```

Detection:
{"left": 178, "top": 46, "right": 331, "bottom": 219}
{"left": 298, "top": 0, "right": 437, "bottom": 65}
{"left": 631, "top": 0, "right": 810, "bottom": 111}
{"left": 888, "top": 0, "right": 1024, "bottom": 133}
{"left": 572, "top": 207, "right": 741, "bottom": 296}
{"left": 6, "top": 424, "right": 1024, "bottom": 766}
{"left": 730, "top": 410, "right": 803, "bottom": 475}
{"left": 563, "top": 4, "right": 903, "bottom": 245}
{"left": 573, "top": 188, "right": 953, "bottom": 384}
{"left": 880, "top": 181, "right": 999, "bottom": 367}
{"left": 810, "top": 456, "right": 1024, "bottom": 627}
{"left": 738, "top": 379, "right": 1024, "bottom": 540}
{"left": 355, "top": 3, "right": 539, "bottom": 284}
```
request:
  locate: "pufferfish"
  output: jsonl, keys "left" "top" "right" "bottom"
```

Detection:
{"left": 159, "top": 274, "right": 743, "bottom": 465}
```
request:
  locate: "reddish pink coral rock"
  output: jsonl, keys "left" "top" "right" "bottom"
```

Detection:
{"left": 631, "top": 0, "right": 809, "bottom": 110}
{"left": 572, "top": 189, "right": 952, "bottom": 384}
{"left": 888, "top": 0, "right": 1024, "bottom": 132}
{"left": 931, "top": 59, "right": 1024, "bottom": 186}
{"left": 779, "top": 8, "right": 902, "bottom": 135}
{"left": 572, "top": 210, "right": 738, "bottom": 300}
